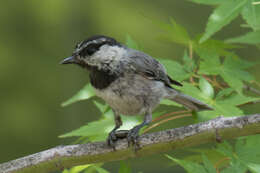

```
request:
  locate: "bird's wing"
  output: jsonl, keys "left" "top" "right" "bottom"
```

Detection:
{"left": 126, "top": 49, "right": 182, "bottom": 88}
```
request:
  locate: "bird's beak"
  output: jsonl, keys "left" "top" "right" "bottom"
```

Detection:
{"left": 60, "top": 56, "right": 76, "bottom": 65}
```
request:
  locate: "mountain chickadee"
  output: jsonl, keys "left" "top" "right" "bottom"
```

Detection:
{"left": 61, "top": 35, "right": 212, "bottom": 148}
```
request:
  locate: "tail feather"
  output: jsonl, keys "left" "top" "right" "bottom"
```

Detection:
{"left": 169, "top": 92, "right": 213, "bottom": 111}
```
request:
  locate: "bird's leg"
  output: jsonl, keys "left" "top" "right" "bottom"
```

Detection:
{"left": 127, "top": 111, "right": 152, "bottom": 150}
{"left": 107, "top": 110, "right": 122, "bottom": 148}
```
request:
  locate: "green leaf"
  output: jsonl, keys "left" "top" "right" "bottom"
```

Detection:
{"left": 216, "top": 141, "right": 234, "bottom": 158}
{"left": 119, "top": 161, "right": 132, "bottom": 173}
{"left": 160, "top": 99, "right": 182, "bottom": 107}
{"left": 62, "top": 169, "right": 70, "bottom": 173}
{"left": 216, "top": 88, "right": 234, "bottom": 100}
{"left": 166, "top": 155, "right": 207, "bottom": 173}
{"left": 211, "top": 102, "right": 243, "bottom": 117}
{"left": 198, "top": 51, "right": 254, "bottom": 93}
{"left": 186, "top": 0, "right": 226, "bottom": 5}
{"left": 241, "top": 0, "right": 260, "bottom": 31}
{"left": 178, "top": 82, "right": 244, "bottom": 119}
{"left": 221, "top": 56, "right": 255, "bottom": 92}
{"left": 222, "top": 53, "right": 255, "bottom": 70}
{"left": 238, "top": 147, "right": 260, "bottom": 164}
{"left": 243, "top": 134, "right": 260, "bottom": 147}
{"left": 61, "top": 83, "right": 95, "bottom": 107}
{"left": 93, "top": 101, "right": 109, "bottom": 114}
{"left": 194, "top": 36, "right": 239, "bottom": 57}
{"left": 155, "top": 17, "right": 190, "bottom": 45}
{"left": 197, "top": 50, "right": 221, "bottom": 75}
{"left": 210, "top": 92, "right": 258, "bottom": 118}
{"left": 186, "top": 148, "right": 226, "bottom": 164}
{"left": 199, "top": 77, "right": 215, "bottom": 99}
{"left": 125, "top": 35, "right": 140, "bottom": 50}
{"left": 220, "top": 93, "right": 259, "bottom": 106}
{"left": 236, "top": 135, "right": 260, "bottom": 164}
{"left": 221, "top": 160, "right": 247, "bottom": 173}
{"left": 226, "top": 31, "right": 260, "bottom": 44}
{"left": 183, "top": 50, "right": 197, "bottom": 73}
{"left": 200, "top": 0, "right": 248, "bottom": 43}
{"left": 202, "top": 154, "right": 217, "bottom": 173}
{"left": 180, "top": 82, "right": 257, "bottom": 119}
{"left": 92, "top": 166, "right": 110, "bottom": 173}
{"left": 62, "top": 164, "right": 92, "bottom": 173}
{"left": 59, "top": 113, "right": 114, "bottom": 141}
{"left": 180, "top": 82, "right": 210, "bottom": 102}
{"left": 70, "top": 165, "right": 91, "bottom": 173}
{"left": 247, "top": 163, "right": 260, "bottom": 173}
{"left": 59, "top": 110, "right": 140, "bottom": 141}
{"left": 220, "top": 70, "right": 244, "bottom": 93}
{"left": 168, "top": 17, "right": 191, "bottom": 45}
{"left": 158, "top": 58, "right": 190, "bottom": 81}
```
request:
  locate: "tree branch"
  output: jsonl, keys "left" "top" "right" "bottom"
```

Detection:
{"left": 1, "top": 114, "right": 260, "bottom": 173}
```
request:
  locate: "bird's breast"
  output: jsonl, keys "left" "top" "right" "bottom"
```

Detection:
{"left": 94, "top": 74, "right": 166, "bottom": 115}
{"left": 89, "top": 66, "right": 119, "bottom": 90}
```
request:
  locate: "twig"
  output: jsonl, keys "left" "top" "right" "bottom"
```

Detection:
{"left": 144, "top": 113, "right": 192, "bottom": 133}
{"left": 243, "top": 85, "right": 260, "bottom": 96}
{"left": 238, "top": 100, "right": 260, "bottom": 107}
{"left": 188, "top": 41, "right": 196, "bottom": 84}
{"left": 1, "top": 114, "right": 260, "bottom": 173}
{"left": 152, "top": 110, "right": 190, "bottom": 123}
{"left": 189, "top": 41, "right": 193, "bottom": 59}
{"left": 202, "top": 75, "right": 224, "bottom": 89}
{"left": 214, "top": 157, "right": 230, "bottom": 173}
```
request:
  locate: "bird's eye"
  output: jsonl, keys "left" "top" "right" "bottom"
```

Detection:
{"left": 79, "top": 47, "right": 89, "bottom": 57}
{"left": 79, "top": 43, "right": 102, "bottom": 57}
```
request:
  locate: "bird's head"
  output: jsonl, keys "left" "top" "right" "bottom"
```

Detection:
{"left": 60, "top": 35, "right": 125, "bottom": 70}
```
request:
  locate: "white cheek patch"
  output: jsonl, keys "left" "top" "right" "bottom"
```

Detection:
{"left": 87, "top": 45, "right": 127, "bottom": 71}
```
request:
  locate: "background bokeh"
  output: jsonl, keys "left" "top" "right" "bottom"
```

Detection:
{"left": 0, "top": 0, "right": 259, "bottom": 172}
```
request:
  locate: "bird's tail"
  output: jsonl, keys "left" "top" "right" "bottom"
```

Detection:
{"left": 167, "top": 91, "right": 213, "bottom": 111}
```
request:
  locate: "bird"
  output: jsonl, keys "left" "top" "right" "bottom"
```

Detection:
{"left": 60, "top": 35, "right": 213, "bottom": 149}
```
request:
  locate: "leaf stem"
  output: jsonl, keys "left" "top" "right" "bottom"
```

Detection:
{"left": 202, "top": 75, "right": 224, "bottom": 89}
{"left": 152, "top": 110, "right": 191, "bottom": 123}
{"left": 238, "top": 100, "right": 260, "bottom": 107}
{"left": 244, "top": 85, "right": 260, "bottom": 96}
{"left": 143, "top": 113, "right": 192, "bottom": 133}
{"left": 188, "top": 41, "right": 195, "bottom": 84}
{"left": 253, "top": 81, "right": 260, "bottom": 88}
{"left": 214, "top": 157, "right": 230, "bottom": 173}
{"left": 252, "top": 1, "right": 260, "bottom": 5}
{"left": 189, "top": 41, "right": 193, "bottom": 59}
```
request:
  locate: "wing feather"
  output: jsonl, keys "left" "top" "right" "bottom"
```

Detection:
{"left": 126, "top": 49, "right": 182, "bottom": 88}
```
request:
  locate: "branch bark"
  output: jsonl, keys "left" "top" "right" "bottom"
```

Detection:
{"left": 1, "top": 114, "right": 260, "bottom": 173}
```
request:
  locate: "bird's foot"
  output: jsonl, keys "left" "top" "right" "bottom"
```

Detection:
{"left": 107, "top": 130, "right": 117, "bottom": 149}
{"left": 215, "top": 129, "right": 222, "bottom": 143}
{"left": 107, "top": 130, "right": 129, "bottom": 150}
{"left": 127, "top": 127, "right": 141, "bottom": 151}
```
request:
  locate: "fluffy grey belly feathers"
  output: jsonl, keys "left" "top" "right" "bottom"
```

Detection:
{"left": 95, "top": 73, "right": 167, "bottom": 115}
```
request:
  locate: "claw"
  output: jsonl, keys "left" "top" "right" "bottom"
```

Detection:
{"left": 107, "top": 112, "right": 151, "bottom": 151}
{"left": 107, "top": 131, "right": 117, "bottom": 150}
{"left": 127, "top": 127, "right": 141, "bottom": 151}
{"left": 215, "top": 129, "right": 222, "bottom": 143}
{"left": 107, "top": 130, "right": 129, "bottom": 150}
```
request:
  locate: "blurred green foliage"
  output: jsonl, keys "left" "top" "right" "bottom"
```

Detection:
{"left": 167, "top": 135, "right": 260, "bottom": 173}
{"left": 1, "top": 0, "right": 260, "bottom": 173}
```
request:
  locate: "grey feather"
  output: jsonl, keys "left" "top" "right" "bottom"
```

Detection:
{"left": 165, "top": 89, "right": 213, "bottom": 111}
{"left": 126, "top": 49, "right": 177, "bottom": 88}
{"left": 124, "top": 49, "right": 212, "bottom": 111}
